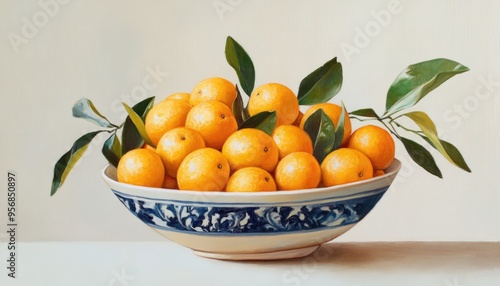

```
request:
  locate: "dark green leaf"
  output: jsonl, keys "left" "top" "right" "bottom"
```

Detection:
{"left": 402, "top": 111, "right": 459, "bottom": 169}
{"left": 72, "top": 98, "right": 115, "bottom": 128}
{"left": 350, "top": 108, "right": 380, "bottom": 119}
{"left": 122, "top": 96, "right": 155, "bottom": 154}
{"left": 232, "top": 85, "right": 249, "bottom": 127}
{"left": 122, "top": 102, "right": 155, "bottom": 148}
{"left": 420, "top": 136, "right": 471, "bottom": 173}
{"left": 239, "top": 111, "right": 277, "bottom": 135}
{"left": 225, "top": 36, "right": 255, "bottom": 95}
{"left": 332, "top": 103, "right": 346, "bottom": 150}
{"left": 102, "top": 133, "right": 122, "bottom": 168}
{"left": 303, "top": 109, "right": 335, "bottom": 164}
{"left": 298, "top": 57, "right": 343, "bottom": 105}
{"left": 385, "top": 58, "right": 469, "bottom": 115}
{"left": 51, "top": 130, "right": 105, "bottom": 196}
{"left": 400, "top": 136, "right": 442, "bottom": 178}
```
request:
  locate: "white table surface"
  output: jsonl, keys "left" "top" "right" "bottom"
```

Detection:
{"left": 1, "top": 241, "right": 499, "bottom": 286}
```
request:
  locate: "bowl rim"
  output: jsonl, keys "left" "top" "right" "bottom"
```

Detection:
{"left": 102, "top": 159, "right": 401, "bottom": 204}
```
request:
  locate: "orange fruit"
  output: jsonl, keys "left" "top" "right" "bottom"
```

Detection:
{"left": 272, "top": 125, "right": 313, "bottom": 160}
{"left": 162, "top": 174, "right": 178, "bottom": 189}
{"left": 274, "top": 152, "right": 321, "bottom": 190}
{"left": 141, "top": 142, "right": 156, "bottom": 152}
{"left": 177, "top": 148, "right": 230, "bottom": 191}
{"left": 117, "top": 148, "right": 165, "bottom": 188}
{"left": 185, "top": 100, "right": 238, "bottom": 150}
{"left": 293, "top": 111, "right": 304, "bottom": 126}
{"left": 164, "top": 92, "right": 191, "bottom": 104}
{"left": 156, "top": 127, "right": 206, "bottom": 178}
{"left": 190, "top": 77, "right": 237, "bottom": 107}
{"left": 321, "top": 148, "right": 373, "bottom": 186}
{"left": 300, "top": 103, "right": 352, "bottom": 146}
{"left": 225, "top": 167, "right": 276, "bottom": 192}
{"left": 145, "top": 99, "right": 192, "bottom": 146}
{"left": 347, "top": 125, "right": 395, "bottom": 170}
{"left": 373, "top": 169, "right": 385, "bottom": 177}
{"left": 248, "top": 83, "right": 299, "bottom": 126}
{"left": 222, "top": 128, "right": 279, "bottom": 172}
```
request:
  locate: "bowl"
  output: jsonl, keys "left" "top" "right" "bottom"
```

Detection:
{"left": 102, "top": 159, "right": 401, "bottom": 260}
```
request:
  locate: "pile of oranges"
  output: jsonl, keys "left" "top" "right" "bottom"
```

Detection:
{"left": 116, "top": 77, "right": 395, "bottom": 192}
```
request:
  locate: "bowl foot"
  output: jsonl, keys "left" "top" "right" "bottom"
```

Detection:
{"left": 193, "top": 245, "right": 321, "bottom": 261}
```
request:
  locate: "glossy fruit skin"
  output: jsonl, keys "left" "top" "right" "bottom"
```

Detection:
{"left": 185, "top": 100, "right": 238, "bottom": 150}
{"left": 222, "top": 128, "right": 279, "bottom": 173}
{"left": 272, "top": 125, "right": 313, "bottom": 160}
{"left": 347, "top": 125, "right": 395, "bottom": 170}
{"left": 177, "top": 148, "right": 230, "bottom": 192}
{"left": 321, "top": 148, "right": 373, "bottom": 186}
{"left": 156, "top": 127, "right": 206, "bottom": 178}
{"left": 145, "top": 99, "right": 192, "bottom": 146}
{"left": 225, "top": 167, "right": 276, "bottom": 192}
{"left": 117, "top": 148, "right": 165, "bottom": 188}
{"left": 190, "top": 77, "right": 237, "bottom": 108}
{"left": 275, "top": 152, "right": 321, "bottom": 190}
{"left": 248, "top": 83, "right": 299, "bottom": 126}
{"left": 300, "top": 103, "right": 352, "bottom": 146}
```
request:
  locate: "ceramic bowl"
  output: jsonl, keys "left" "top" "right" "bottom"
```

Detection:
{"left": 102, "top": 159, "right": 401, "bottom": 260}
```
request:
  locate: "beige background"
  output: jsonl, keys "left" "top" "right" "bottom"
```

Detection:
{"left": 0, "top": 0, "right": 499, "bottom": 242}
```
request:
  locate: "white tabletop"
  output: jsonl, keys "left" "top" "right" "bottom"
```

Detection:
{"left": 2, "top": 241, "right": 499, "bottom": 286}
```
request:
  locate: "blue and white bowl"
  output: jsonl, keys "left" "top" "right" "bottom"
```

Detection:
{"left": 102, "top": 159, "right": 401, "bottom": 260}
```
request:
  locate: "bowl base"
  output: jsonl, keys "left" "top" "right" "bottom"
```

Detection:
{"left": 192, "top": 245, "right": 321, "bottom": 261}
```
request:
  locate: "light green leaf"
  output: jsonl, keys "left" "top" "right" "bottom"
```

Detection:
{"left": 225, "top": 36, "right": 255, "bottom": 95}
{"left": 303, "top": 109, "right": 335, "bottom": 164}
{"left": 298, "top": 57, "right": 343, "bottom": 105}
{"left": 385, "top": 58, "right": 469, "bottom": 115}
{"left": 122, "top": 102, "right": 155, "bottom": 148}
{"left": 421, "top": 135, "right": 471, "bottom": 173}
{"left": 350, "top": 108, "right": 380, "bottom": 119}
{"left": 403, "top": 111, "right": 459, "bottom": 169}
{"left": 51, "top": 130, "right": 105, "bottom": 196}
{"left": 122, "top": 96, "right": 155, "bottom": 154}
{"left": 72, "top": 98, "right": 115, "bottom": 128}
{"left": 400, "top": 136, "right": 442, "bottom": 178}
{"left": 239, "top": 111, "right": 277, "bottom": 136}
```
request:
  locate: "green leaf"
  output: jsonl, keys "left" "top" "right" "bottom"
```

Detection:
{"left": 72, "top": 98, "right": 115, "bottom": 128}
{"left": 303, "top": 109, "right": 335, "bottom": 164}
{"left": 350, "top": 108, "right": 380, "bottom": 119}
{"left": 298, "top": 57, "right": 343, "bottom": 105}
{"left": 51, "top": 130, "right": 105, "bottom": 196}
{"left": 385, "top": 58, "right": 469, "bottom": 115}
{"left": 421, "top": 136, "right": 471, "bottom": 173}
{"left": 225, "top": 36, "right": 255, "bottom": 95}
{"left": 102, "top": 132, "right": 122, "bottom": 168}
{"left": 403, "top": 111, "right": 461, "bottom": 169}
{"left": 232, "top": 85, "right": 250, "bottom": 127}
{"left": 332, "top": 102, "right": 346, "bottom": 150}
{"left": 122, "top": 102, "right": 155, "bottom": 148}
{"left": 122, "top": 96, "right": 155, "bottom": 154}
{"left": 239, "top": 111, "right": 277, "bottom": 136}
{"left": 400, "top": 136, "right": 442, "bottom": 178}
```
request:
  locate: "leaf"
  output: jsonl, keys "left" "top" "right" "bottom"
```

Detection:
{"left": 332, "top": 102, "right": 346, "bottom": 150}
{"left": 403, "top": 111, "right": 461, "bottom": 170}
{"left": 72, "top": 98, "right": 115, "bottom": 128}
{"left": 225, "top": 36, "right": 255, "bottom": 95}
{"left": 297, "top": 57, "right": 343, "bottom": 105}
{"left": 122, "top": 96, "right": 155, "bottom": 154}
{"left": 239, "top": 111, "right": 277, "bottom": 135}
{"left": 350, "top": 108, "right": 380, "bottom": 119}
{"left": 232, "top": 85, "right": 249, "bottom": 127}
{"left": 102, "top": 132, "right": 122, "bottom": 168}
{"left": 51, "top": 130, "right": 105, "bottom": 196}
{"left": 421, "top": 136, "right": 471, "bottom": 173}
{"left": 122, "top": 102, "right": 155, "bottom": 148}
{"left": 303, "top": 109, "right": 335, "bottom": 164}
{"left": 385, "top": 58, "right": 469, "bottom": 115}
{"left": 400, "top": 136, "right": 442, "bottom": 178}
